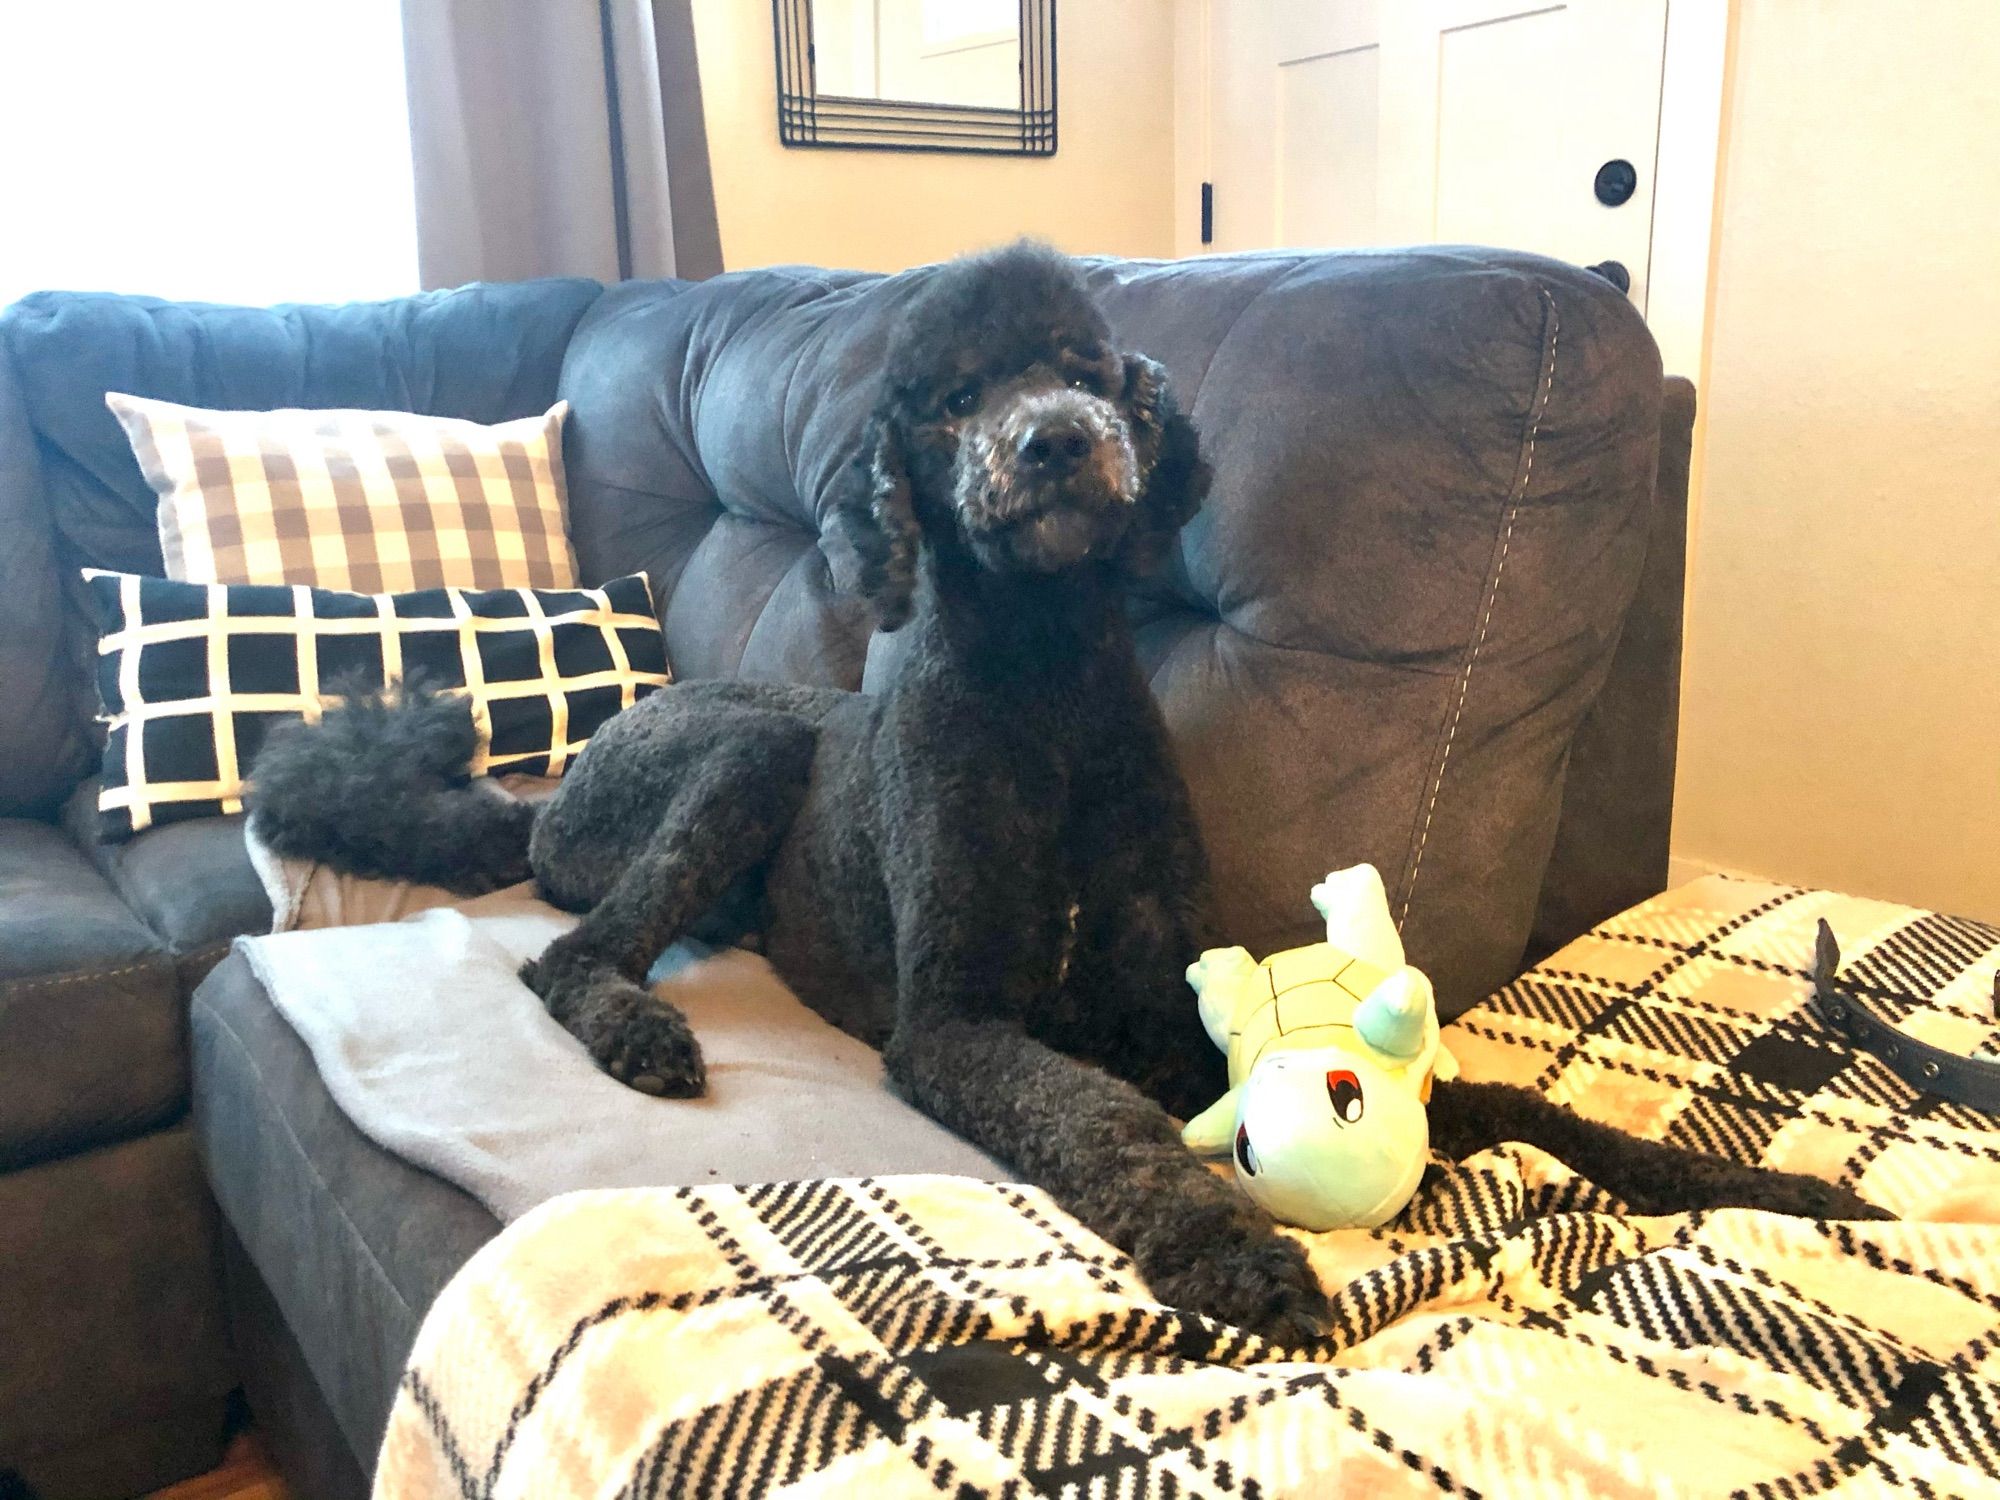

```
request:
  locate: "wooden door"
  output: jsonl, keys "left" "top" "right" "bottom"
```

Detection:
{"left": 1198, "top": 1, "right": 1670, "bottom": 310}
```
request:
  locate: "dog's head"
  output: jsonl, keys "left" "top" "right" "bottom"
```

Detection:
{"left": 839, "top": 242, "right": 1209, "bottom": 630}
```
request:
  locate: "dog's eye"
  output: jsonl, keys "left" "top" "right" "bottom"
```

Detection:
{"left": 943, "top": 383, "right": 980, "bottom": 417}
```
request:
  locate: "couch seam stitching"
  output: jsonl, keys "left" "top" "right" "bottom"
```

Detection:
{"left": 191, "top": 988, "right": 419, "bottom": 1322}
{"left": 1399, "top": 285, "right": 1561, "bottom": 927}
{"left": 0, "top": 955, "right": 164, "bottom": 998}
{"left": 179, "top": 937, "right": 236, "bottom": 970}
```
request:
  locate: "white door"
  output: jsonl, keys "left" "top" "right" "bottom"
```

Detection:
{"left": 1193, "top": 0, "right": 1670, "bottom": 314}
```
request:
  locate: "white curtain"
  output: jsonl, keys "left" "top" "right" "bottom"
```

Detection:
{"left": 0, "top": 0, "right": 720, "bottom": 309}
{"left": 0, "top": 0, "right": 420, "bottom": 307}
{"left": 398, "top": 0, "right": 721, "bottom": 286}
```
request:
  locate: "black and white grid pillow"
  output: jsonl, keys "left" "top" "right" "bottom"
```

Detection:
{"left": 85, "top": 569, "right": 672, "bottom": 839}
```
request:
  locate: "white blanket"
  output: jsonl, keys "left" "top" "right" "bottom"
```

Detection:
{"left": 235, "top": 853, "right": 1003, "bottom": 1223}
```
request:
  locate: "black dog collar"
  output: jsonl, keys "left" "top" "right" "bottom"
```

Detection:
{"left": 1809, "top": 919, "right": 2000, "bottom": 1115}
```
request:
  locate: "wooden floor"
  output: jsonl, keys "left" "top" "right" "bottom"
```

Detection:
{"left": 145, "top": 1435, "right": 288, "bottom": 1500}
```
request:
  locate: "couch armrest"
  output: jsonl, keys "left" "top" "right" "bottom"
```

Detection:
{"left": 1527, "top": 375, "right": 1694, "bottom": 960}
{"left": 0, "top": 338, "right": 89, "bottom": 816}
{"left": 0, "top": 819, "right": 179, "bottom": 1170}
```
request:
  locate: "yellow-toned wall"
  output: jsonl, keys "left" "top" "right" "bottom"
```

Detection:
{"left": 690, "top": 0, "right": 1176, "bottom": 273}
{"left": 1674, "top": 0, "right": 2000, "bottom": 919}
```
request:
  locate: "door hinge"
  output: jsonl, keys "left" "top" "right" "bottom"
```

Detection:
{"left": 1200, "top": 182, "right": 1214, "bottom": 245}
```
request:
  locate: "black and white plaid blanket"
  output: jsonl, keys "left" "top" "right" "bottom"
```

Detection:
{"left": 375, "top": 878, "right": 2000, "bottom": 1498}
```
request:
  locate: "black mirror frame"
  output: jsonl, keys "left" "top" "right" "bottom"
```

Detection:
{"left": 772, "top": 0, "right": 1057, "bottom": 156}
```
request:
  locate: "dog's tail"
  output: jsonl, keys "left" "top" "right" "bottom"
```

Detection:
{"left": 248, "top": 681, "right": 536, "bottom": 893}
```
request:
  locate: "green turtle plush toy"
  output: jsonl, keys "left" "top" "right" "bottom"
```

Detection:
{"left": 1182, "top": 864, "right": 1457, "bottom": 1231}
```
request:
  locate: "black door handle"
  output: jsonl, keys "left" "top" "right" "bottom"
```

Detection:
{"left": 1587, "top": 260, "right": 1631, "bottom": 294}
{"left": 1595, "top": 158, "right": 1638, "bottom": 206}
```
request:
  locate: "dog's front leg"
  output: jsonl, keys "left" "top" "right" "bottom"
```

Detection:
{"left": 1058, "top": 778, "right": 1224, "bottom": 1122}
{"left": 522, "top": 713, "right": 817, "bottom": 1096}
{"left": 1056, "top": 724, "right": 1224, "bottom": 1120}
{"left": 876, "top": 793, "right": 1329, "bottom": 1343}
{"left": 885, "top": 1012, "right": 1330, "bottom": 1344}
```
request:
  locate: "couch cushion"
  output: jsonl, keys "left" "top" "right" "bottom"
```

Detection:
{"left": 107, "top": 392, "right": 580, "bottom": 592}
{"left": 0, "top": 276, "right": 610, "bottom": 816}
{"left": 0, "top": 819, "right": 180, "bottom": 1168}
{"left": 76, "top": 570, "right": 669, "bottom": 839}
{"left": 193, "top": 932, "right": 1015, "bottom": 1467}
{"left": 5, "top": 278, "right": 608, "bottom": 581}
{"left": 0, "top": 1125, "right": 233, "bottom": 1499}
{"left": 558, "top": 249, "right": 1663, "bottom": 1011}
{"left": 192, "top": 952, "right": 500, "bottom": 1467}
{"left": 62, "top": 783, "right": 273, "bottom": 990}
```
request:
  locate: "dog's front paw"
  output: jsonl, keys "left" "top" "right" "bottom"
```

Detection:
{"left": 1146, "top": 1224, "right": 1331, "bottom": 1347}
{"left": 522, "top": 959, "right": 706, "bottom": 1098}
{"left": 595, "top": 990, "right": 706, "bottom": 1097}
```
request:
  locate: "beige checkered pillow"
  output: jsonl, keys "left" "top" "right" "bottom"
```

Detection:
{"left": 106, "top": 392, "right": 578, "bottom": 592}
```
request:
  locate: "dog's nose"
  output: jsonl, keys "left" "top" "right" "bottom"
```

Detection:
{"left": 1020, "top": 418, "right": 1093, "bottom": 472}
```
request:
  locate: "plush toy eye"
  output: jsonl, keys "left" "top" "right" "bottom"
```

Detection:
{"left": 1234, "top": 1123, "right": 1258, "bottom": 1177}
{"left": 944, "top": 382, "right": 980, "bottom": 417}
{"left": 1326, "top": 1069, "right": 1364, "bottom": 1124}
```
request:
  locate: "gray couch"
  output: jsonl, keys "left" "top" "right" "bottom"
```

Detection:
{"left": 0, "top": 248, "right": 1688, "bottom": 1498}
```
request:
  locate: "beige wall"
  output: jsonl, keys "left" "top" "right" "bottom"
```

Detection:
{"left": 690, "top": 0, "right": 1176, "bottom": 273}
{"left": 1674, "top": 0, "right": 2000, "bottom": 920}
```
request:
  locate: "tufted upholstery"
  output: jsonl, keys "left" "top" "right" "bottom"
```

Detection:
{"left": 0, "top": 278, "right": 606, "bottom": 814}
{"left": 1, "top": 250, "right": 1671, "bottom": 1008}
{"left": 557, "top": 267, "right": 879, "bottom": 688}
{"left": 557, "top": 249, "right": 1665, "bottom": 1010}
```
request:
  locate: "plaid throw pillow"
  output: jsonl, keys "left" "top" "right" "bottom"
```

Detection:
{"left": 85, "top": 569, "right": 670, "bottom": 839}
{"left": 105, "top": 392, "right": 578, "bottom": 592}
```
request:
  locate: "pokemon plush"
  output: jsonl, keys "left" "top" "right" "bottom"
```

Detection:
{"left": 1181, "top": 865, "right": 1456, "bottom": 1230}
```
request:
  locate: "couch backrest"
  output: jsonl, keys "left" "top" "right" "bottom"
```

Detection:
{"left": 0, "top": 278, "right": 606, "bottom": 814}
{"left": 0, "top": 250, "right": 1675, "bottom": 1012}
{"left": 556, "top": 249, "right": 1669, "bottom": 1009}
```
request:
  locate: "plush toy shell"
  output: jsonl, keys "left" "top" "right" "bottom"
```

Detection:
{"left": 1182, "top": 864, "right": 1456, "bottom": 1231}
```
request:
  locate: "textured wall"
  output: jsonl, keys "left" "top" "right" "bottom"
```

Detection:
{"left": 1675, "top": 0, "right": 2000, "bottom": 919}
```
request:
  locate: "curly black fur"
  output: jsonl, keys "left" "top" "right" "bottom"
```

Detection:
{"left": 834, "top": 242, "right": 1206, "bottom": 629}
{"left": 249, "top": 243, "right": 1885, "bottom": 1344}
{"left": 250, "top": 678, "right": 535, "bottom": 893}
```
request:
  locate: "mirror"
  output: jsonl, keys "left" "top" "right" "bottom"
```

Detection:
{"left": 774, "top": 0, "right": 1057, "bottom": 156}
{"left": 813, "top": 0, "right": 1020, "bottom": 110}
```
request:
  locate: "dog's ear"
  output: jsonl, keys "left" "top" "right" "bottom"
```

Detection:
{"left": 835, "top": 408, "right": 921, "bottom": 630}
{"left": 1114, "top": 355, "right": 1210, "bottom": 576}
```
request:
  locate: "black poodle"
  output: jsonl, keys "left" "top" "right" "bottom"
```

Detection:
{"left": 252, "top": 243, "right": 1882, "bottom": 1342}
